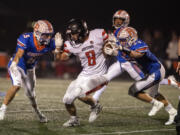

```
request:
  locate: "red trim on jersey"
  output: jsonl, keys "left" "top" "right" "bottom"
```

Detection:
{"left": 17, "top": 40, "right": 25, "bottom": 47}
{"left": 102, "top": 30, "right": 106, "bottom": 36}
{"left": 33, "top": 34, "right": 45, "bottom": 51}
{"left": 85, "top": 82, "right": 108, "bottom": 95}
{"left": 103, "top": 35, "right": 108, "bottom": 41}
{"left": 102, "top": 30, "right": 108, "bottom": 41}
{"left": 64, "top": 44, "right": 67, "bottom": 47}
{"left": 136, "top": 47, "right": 148, "bottom": 52}
{"left": 63, "top": 49, "right": 70, "bottom": 53}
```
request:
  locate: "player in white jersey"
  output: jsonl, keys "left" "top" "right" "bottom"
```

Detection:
{"left": 0, "top": 20, "right": 63, "bottom": 122}
{"left": 83, "top": 26, "right": 177, "bottom": 125}
{"left": 81, "top": 10, "right": 177, "bottom": 125}
{"left": 55, "top": 19, "right": 111, "bottom": 127}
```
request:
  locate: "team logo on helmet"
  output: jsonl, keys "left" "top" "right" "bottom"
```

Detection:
{"left": 33, "top": 20, "right": 54, "bottom": 46}
{"left": 117, "top": 27, "right": 137, "bottom": 47}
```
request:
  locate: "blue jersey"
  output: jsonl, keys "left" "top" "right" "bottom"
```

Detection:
{"left": 9, "top": 32, "right": 55, "bottom": 73}
{"left": 129, "top": 40, "right": 161, "bottom": 74}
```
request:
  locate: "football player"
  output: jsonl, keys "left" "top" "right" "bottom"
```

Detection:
{"left": 55, "top": 18, "right": 116, "bottom": 127}
{"left": 0, "top": 20, "right": 63, "bottom": 122}
{"left": 89, "top": 27, "right": 177, "bottom": 125}
{"left": 112, "top": 9, "right": 180, "bottom": 88}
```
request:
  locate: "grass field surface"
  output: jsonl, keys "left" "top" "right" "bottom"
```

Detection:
{"left": 0, "top": 77, "right": 178, "bottom": 135}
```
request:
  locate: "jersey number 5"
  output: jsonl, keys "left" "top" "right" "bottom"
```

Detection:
{"left": 85, "top": 50, "right": 96, "bottom": 66}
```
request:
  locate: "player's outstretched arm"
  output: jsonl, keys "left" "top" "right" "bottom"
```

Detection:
{"left": 53, "top": 32, "right": 69, "bottom": 61}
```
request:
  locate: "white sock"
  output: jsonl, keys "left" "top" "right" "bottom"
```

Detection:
{"left": 150, "top": 98, "right": 156, "bottom": 104}
{"left": 93, "top": 86, "right": 106, "bottom": 102}
{"left": 159, "top": 79, "right": 169, "bottom": 85}
{"left": 165, "top": 104, "right": 176, "bottom": 114}
{"left": 1, "top": 104, "right": 7, "bottom": 110}
{"left": 71, "top": 116, "right": 77, "bottom": 120}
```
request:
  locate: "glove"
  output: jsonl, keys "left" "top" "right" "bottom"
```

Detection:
{"left": 10, "top": 61, "right": 18, "bottom": 76}
{"left": 103, "top": 41, "right": 118, "bottom": 56}
{"left": 104, "top": 46, "right": 114, "bottom": 55}
{"left": 55, "top": 32, "right": 63, "bottom": 52}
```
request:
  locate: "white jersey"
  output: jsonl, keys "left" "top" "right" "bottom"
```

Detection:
{"left": 63, "top": 29, "right": 108, "bottom": 76}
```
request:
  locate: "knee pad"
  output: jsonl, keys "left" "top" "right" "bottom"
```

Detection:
{"left": 128, "top": 84, "right": 139, "bottom": 97}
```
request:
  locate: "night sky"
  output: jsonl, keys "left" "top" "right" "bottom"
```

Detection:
{"left": 0, "top": 0, "right": 179, "bottom": 52}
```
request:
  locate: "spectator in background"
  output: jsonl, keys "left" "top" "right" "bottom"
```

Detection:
{"left": 175, "top": 36, "right": 180, "bottom": 135}
{"left": 151, "top": 29, "right": 166, "bottom": 61}
{"left": 166, "top": 31, "right": 178, "bottom": 75}
{"left": 141, "top": 28, "right": 152, "bottom": 46}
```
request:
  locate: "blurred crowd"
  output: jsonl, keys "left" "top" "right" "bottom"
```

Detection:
{"left": 140, "top": 29, "right": 179, "bottom": 77}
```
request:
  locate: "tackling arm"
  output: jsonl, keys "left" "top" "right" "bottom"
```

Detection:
{"left": 118, "top": 46, "right": 144, "bottom": 58}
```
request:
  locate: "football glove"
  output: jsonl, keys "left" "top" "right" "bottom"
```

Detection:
{"left": 55, "top": 32, "right": 63, "bottom": 53}
{"left": 103, "top": 41, "right": 118, "bottom": 56}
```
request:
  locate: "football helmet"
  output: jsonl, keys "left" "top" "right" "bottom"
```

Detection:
{"left": 112, "top": 10, "right": 130, "bottom": 29}
{"left": 66, "top": 19, "right": 89, "bottom": 46}
{"left": 117, "top": 27, "right": 138, "bottom": 47}
{"left": 33, "top": 20, "right": 54, "bottom": 45}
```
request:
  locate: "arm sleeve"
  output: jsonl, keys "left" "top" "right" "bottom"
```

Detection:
{"left": 63, "top": 41, "right": 72, "bottom": 56}
{"left": 134, "top": 41, "right": 148, "bottom": 53}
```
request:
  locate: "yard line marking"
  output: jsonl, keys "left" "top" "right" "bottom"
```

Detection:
{"left": 7, "top": 106, "right": 147, "bottom": 113}
{"left": 80, "top": 128, "right": 175, "bottom": 135}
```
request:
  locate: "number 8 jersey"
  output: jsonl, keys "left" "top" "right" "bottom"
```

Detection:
{"left": 63, "top": 29, "right": 108, "bottom": 76}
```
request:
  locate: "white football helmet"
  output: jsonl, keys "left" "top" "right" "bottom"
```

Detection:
{"left": 112, "top": 10, "right": 130, "bottom": 29}
{"left": 117, "top": 27, "right": 138, "bottom": 47}
{"left": 33, "top": 20, "right": 54, "bottom": 45}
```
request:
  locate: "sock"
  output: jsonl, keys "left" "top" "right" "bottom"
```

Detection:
{"left": 165, "top": 103, "right": 177, "bottom": 114}
{"left": 1, "top": 104, "right": 7, "bottom": 110}
{"left": 159, "top": 79, "right": 169, "bottom": 85}
{"left": 71, "top": 116, "right": 77, "bottom": 119}
{"left": 92, "top": 86, "right": 106, "bottom": 101}
{"left": 150, "top": 98, "right": 156, "bottom": 104}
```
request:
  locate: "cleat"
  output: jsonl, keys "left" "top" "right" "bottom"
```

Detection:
{"left": 0, "top": 108, "right": 6, "bottom": 120}
{"left": 165, "top": 109, "right": 177, "bottom": 125}
{"left": 168, "top": 75, "right": 180, "bottom": 89}
{"left": 89, "top": 103, "right": 103, "bottom": 123}
{"left": 148, "top": 101, "right": 164, "bottom": 116}
{"left": 39, "top": 113, "right": 48, "bottom": 123}
{"left": 36, "top": 110, "right": 48, "bottom": 123}
{"left": 63, "top": 117, "right": 80, "bottom": 127}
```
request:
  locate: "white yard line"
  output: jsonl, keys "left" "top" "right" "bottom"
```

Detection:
{"left": 7, "top": 106, "right": 146, "bottom": 113}
{"left": 80, "top": 129, "right": 175, "bottom": 135}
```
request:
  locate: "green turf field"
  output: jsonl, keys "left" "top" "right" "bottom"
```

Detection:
{"left": 0, "top": 77, "right": 178, "bottom": 135}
